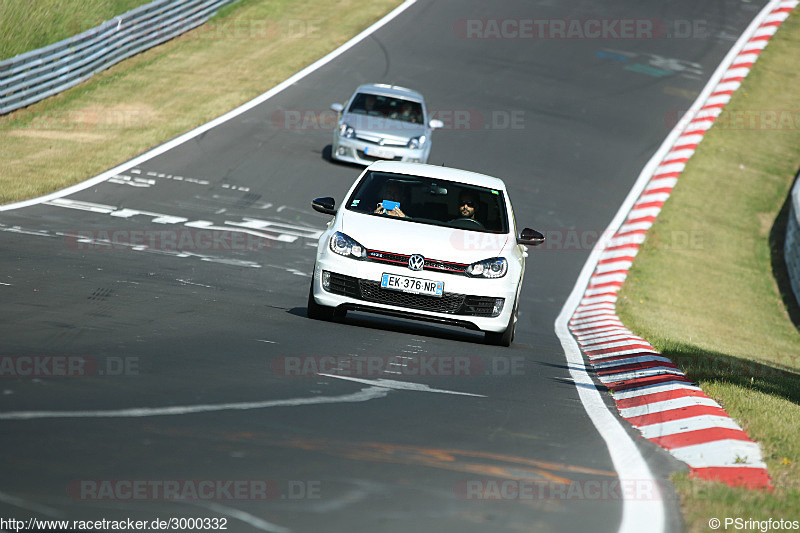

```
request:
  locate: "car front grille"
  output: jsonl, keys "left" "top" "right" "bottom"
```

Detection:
{"left": 355, "top": 134, "right": 407, "bottom": 147}
{"left": 357, "top": 150, "right": 401, "bottom": 162}
{"left": 325, "top": 272, "right": 502, "bottom": 317}
{"left": 365, "top": 249, "right": 468, "bottom": 276}
{"left": 359, "top": 280, "right": 465, "bottom": 314}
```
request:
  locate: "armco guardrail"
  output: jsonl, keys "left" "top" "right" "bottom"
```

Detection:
{"left": 0, "top": 0, "right": 235, "bottom": 115}
{"left": 785, "top": 172, "right": 800, "bottom": 305}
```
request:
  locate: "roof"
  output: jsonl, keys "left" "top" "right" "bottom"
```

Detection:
{"left": 354, "top": 83, "right": 424, "bottom": 102}
{"left": 365, "top": 161, "right": 507, "bottom": 190}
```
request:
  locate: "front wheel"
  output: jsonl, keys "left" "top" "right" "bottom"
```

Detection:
{"left": 485, "top": 302, "right": 516, "bottom": 347}
{"left": 307, "top": 283, "right": 335, "bottom": 321}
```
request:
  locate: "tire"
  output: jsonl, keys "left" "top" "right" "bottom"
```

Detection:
{"left": 307, "top": 283, "right": 335, "bottom": 321}
{"left": 485, "top": 301, "right": 517, "bottom": 347}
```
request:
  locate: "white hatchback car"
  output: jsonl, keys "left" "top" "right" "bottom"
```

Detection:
{"left": 329, "top": 84, "right": 444, "bottom": 165}
{"left": 308, "top": 161, "right": 544, "bottom": 346}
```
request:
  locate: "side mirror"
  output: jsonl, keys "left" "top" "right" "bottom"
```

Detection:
{"left": 331, "top": 103, "right": 344, "bottom": 113}
{"left": 312, "top": 197, "right": 337, "bottom": 215}
{"left": 517, "top": 228, "right": 545, "bottom": 246}
{"left": 429, "top": 119, "right": 444, "bottom": 129}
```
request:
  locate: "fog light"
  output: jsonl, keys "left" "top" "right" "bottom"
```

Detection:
{"left": 322, "top": 271, "right": 331, "bottom": 291}
{"left": 337, "top": 147, "right": 347, "bottom": 156}
{"left": 492, "top": 298, "right": 505, "bottom": 317}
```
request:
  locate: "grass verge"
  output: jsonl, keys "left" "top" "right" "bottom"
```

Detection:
{"left": 616, "top": 9, "right": 800, "bottom": 531}
{"left": 0, "top": 0, "right": 153, "bottom": 60}
{"left": 0, "top": 0, "right": 401, "bottom": 204}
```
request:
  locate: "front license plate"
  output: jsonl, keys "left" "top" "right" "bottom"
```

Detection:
{"left": 381, "top": 273, "right": 443, "bottom": 298}
{"left": 364, "top": 146, "right": 395, "bottom": 159}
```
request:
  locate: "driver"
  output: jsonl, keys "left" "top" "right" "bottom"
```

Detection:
{"left": 457, "top": 191, "right": 478, "bottom": 220}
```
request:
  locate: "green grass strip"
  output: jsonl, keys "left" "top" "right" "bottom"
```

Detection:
{"left": 1, "top": 0, "right": 153, "bottom": 60}
{"left": 617, "top": 9, "right": 800, "bottom": 528}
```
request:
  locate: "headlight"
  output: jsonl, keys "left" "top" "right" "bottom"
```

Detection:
{"left": 407, "top": 135, "right": 426, "bottom": 149}
{"left": 329, "top": 232, "right": 366, "bottom": 259}
{"left": 466, "top": 257, "right": 508, "bottom": 278}
{"left": 338, "top": 123, "right": 355, "bottom": 139}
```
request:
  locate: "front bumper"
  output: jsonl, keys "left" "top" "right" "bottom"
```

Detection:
{"left": 331, "top": 135, "right": 431, "bottom": 165}
{"left": 311, "top": 254, "right": 519, "bottom": 333}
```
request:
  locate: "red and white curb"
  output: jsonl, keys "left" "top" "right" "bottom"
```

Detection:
{"left": 568, "top": 0, "right": 798, "bottom": 490}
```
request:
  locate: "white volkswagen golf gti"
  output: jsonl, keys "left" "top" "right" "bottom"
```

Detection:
{"left": 308, "top": 161, "right": 544, "bottom": 346}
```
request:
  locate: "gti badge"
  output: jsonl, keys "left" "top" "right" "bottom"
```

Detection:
{"left": 408, "top": 254, "right": 425, "bottom": 271}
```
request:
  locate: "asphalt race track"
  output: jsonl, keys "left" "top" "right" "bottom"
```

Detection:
{"left": 0, "top": 1, "right": 768, "bottom": 531}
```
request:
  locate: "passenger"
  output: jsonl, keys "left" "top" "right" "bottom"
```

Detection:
{"left": 374, "top": 181, "right": 408, "bottom": 218}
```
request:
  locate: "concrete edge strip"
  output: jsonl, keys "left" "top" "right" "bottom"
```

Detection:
{"left": 0, "top": 0, "right": 418, "bottom": 212}
{"left": 563, "top": 0, "right": 798, "bottom": 492}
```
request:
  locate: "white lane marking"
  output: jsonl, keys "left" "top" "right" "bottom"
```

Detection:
{"left": 0, "top": 225, "right": 54, "bottom": 237}
{"left": 47, "top": 200, "right": 319, "bottom": 245}
{"left": 188, "top": 502, "right": 289, "bottom": 533}
{"left": 254, "top": 339, "right": 277, "bottom": 344}
{"left": 176, "top": 279, "right": 214, "bottom": 288}
{"left": 229, "top": 218, "right": 323, "bottom": 239}
{"left": 0, "top": 0, "right": 419, "bottom": 213}
{"left": 220, "top": 183, "right": 250, "bottom": 191}
{"left": 45, "top": 198, "right": 115, "bottom": 213}
{"left": 142, "top": 170, "right": 211, "bottom": 186}
{"left": 318, "top": 373, "right": 486, "bottom": 397}
{"left": 185, "top": 220, "right": 297, "bottom": 243}
{"left": 108, "top": 175, "right": 156, "bottom": 188}
{"left": 0, "top": 387, "right": 389, "bottom": 420}
{"left": 59, "top": 231, "right": 262, "bottom": 268}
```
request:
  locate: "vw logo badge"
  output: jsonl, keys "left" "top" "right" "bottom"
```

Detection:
{"left": 408, "top": 254, "right": 425, "bottom": 271}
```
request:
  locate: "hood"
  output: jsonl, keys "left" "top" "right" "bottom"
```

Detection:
{"left": 340, "top": 210, "right": 510, "bottom": 263}
{"left": 342, "top": 112, "right": 427, "bottom": 142}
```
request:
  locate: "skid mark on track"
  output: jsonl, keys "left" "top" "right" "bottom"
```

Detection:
{"left": 165, "top": 430, "right": 617, "bottom": 488}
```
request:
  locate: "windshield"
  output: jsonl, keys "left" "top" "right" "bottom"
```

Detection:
{"left": 347, "top": 93, "right": 424, "bottom": 124}
{"left": 345, "top": 171, "right": 509, "bottom": 233}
